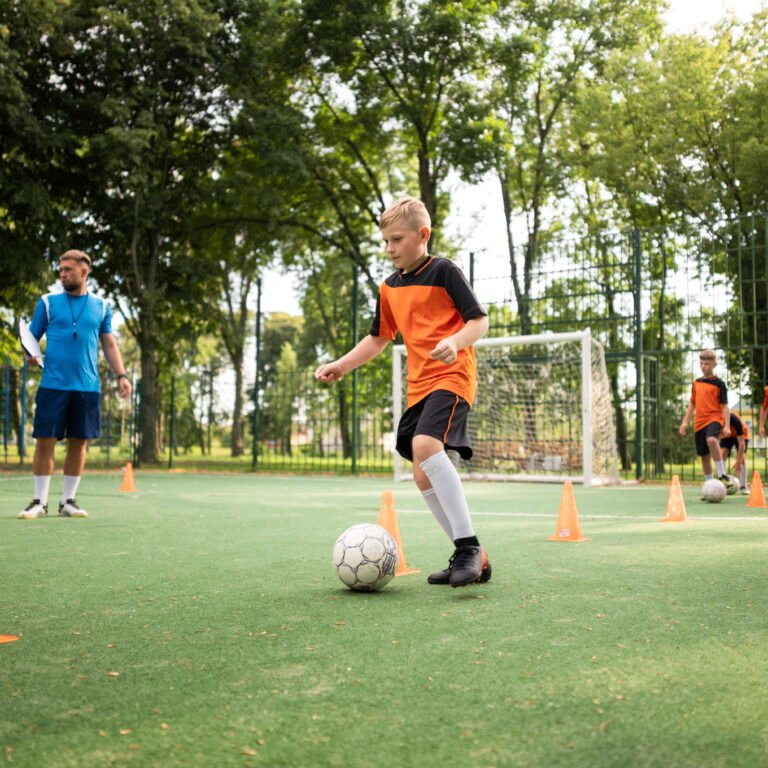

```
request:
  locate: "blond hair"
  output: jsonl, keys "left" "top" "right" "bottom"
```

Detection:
{"left": 60, "top": 249, "right": 91, "bottom": 267}
{"left": 379, "top": 196, "right": 431, "bottom": 232}
{"left": 699, "top": 348, "right": 717, "bottom": 361}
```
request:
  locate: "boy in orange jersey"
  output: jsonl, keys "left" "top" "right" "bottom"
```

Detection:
{"left": 315, "top": 196, "right": 491, "bottom": 587}
{"left": 679, "top": 349, "right": 732, "bottom": 486}
{"left": 757, "top": 385, "right": 768, "bottom": 442}
{"left": 719, "top": 411, "right": 749, "bottom": 494}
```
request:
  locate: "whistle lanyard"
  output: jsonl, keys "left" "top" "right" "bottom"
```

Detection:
{"left": 66, "top": 293, "right": 89, "bottom": 339}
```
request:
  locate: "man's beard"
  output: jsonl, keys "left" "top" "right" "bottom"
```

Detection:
{"left": 64, "top": 278, "right": 84, "bottom": 293}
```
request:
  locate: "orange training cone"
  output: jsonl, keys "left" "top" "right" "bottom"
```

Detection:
{"left": 0, "top": 635, "right": 19, "bottom": 644}
{"left": 120, "top": 461, "right": 137, "bottom": 492}
{"left": 746, "top": 471, "right": 767, "bottom": 508}
{"left": 660, "top": 474, "right": 687, "bottom": 522}
{"left": 377, "top": 491, "right": 419, "bottom": 575}
{"left": 548, "top": 480, "right": 589, "bottom": 542}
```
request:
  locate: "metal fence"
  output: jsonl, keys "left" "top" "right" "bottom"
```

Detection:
{"left": 3, "top": 213, "right": 766, "bottom": 480}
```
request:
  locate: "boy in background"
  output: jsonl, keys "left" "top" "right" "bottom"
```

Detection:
{"left": 315, "top": 196, "right": 491, "bottom": 587}
{"left": 679, "top": 349, "right": 732, "bottom": 486}
{"left": 720, "top": 411, "right": 749, "bottom": 494}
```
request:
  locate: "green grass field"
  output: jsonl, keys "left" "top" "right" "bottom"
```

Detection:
{"left": 1, "top": 472, "right": 767, "bottom": 767}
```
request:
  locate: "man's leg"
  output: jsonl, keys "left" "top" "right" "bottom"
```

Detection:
{"left": 18, "top": 437, "right": 57, "bottom": 518}
{"left": 59, "top": 438, "right": 88, "bottom": 517}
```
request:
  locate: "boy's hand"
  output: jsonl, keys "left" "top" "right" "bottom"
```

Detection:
{"left": 722, "top": 424, "right": 731, "bottom": 437}
{"left": 760, "top": 426, "right": 766, "bottom": 439}
{"left": 315, "top": 362, "right": 345, "bottom": 383}
{"left": 430, "top": 338, "right": 459, "bottom": 365}
{"left": 679, "top": 423, "right": 687, "bottom": 436}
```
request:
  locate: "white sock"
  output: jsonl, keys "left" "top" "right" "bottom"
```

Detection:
{"left": 61, "top": 475, "right": 81, "bottom": 502}
{"left": 704, "top": 473, "right": 714, "bottom": 481}
{"left": 421, "top": 488, "right": 454, "bottom": 541}
{"left": 714, "top": 460, "right": 725, "bottom": 477}
{"left": 419, "top": 452, "right": 475, "bottom": 540}
{"left": 34, "top": 475, "right": 52, "bottom": 505}
{"left": 740, "top": 463, "right": 747, "bottom": 488}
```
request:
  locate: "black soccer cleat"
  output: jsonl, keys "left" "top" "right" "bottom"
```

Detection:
{"left": 428, "top": 547, "right": 492, "bottom": 586}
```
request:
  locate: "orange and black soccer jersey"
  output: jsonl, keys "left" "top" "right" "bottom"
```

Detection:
{"left": 690, "top": 376, "right": 727, "bottom": 431}
{"left": 370, "top": 256, "right": 486, "bottom": 408}
{"left": 721, "top": 411, "right": 749, "bottom": 440}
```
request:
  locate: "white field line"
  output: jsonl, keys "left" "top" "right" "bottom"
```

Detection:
{"left": 396, "top": 507, "right": 768, "bottom": 523}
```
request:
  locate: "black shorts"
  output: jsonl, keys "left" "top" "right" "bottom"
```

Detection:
{"left": 695, "top": 422, "right": 722, "bottom": 456}
{"left": 396, "top": 390, "right": 472, "bottom": 462}
{"left": 32, "top": 387, "right": 101, "bottom": 440}
{"left": 720, "top": 437, "right": 748, "bottom": 455}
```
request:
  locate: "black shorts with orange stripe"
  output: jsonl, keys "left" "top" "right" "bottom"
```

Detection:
{"left": 396, "top": 389, "right": 472, "bottom": 462}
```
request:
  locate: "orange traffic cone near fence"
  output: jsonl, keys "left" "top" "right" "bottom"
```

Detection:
{"left": 660, "top": 474, "right": 687, "bottom": 522}
{"left": 120, "top": 461, "right": 137, "bottom": 492}
{"left": 548, "top": 480, "right": 589, "bottom": 542}
{"left": 377, "top": 491, "right": 419, "bottom": 575}
{"left": 746, "top": 471, "right": 767, "bottom": 508}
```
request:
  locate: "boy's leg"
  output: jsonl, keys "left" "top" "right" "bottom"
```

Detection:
{"left": 707, "top": 435, "right": 726, "bottom": 478}
{"left": 414, "top": 436, "right": 484, "bottom": 587}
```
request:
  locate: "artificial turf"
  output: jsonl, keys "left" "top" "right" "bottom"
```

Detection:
{"left": 1, "top": 472, "right": 767, "bottom": 767}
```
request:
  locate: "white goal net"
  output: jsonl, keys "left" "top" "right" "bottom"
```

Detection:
{"left": 392, "top": 330, "right": 620, "bottom": 485}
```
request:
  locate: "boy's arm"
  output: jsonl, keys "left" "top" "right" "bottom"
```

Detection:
{"left": 430, "top": 315, "right": 489, "bottom": 365}
{"left": 734, "top": 435, "right": 746, "bottom": 471}
{"left": 315, "top": 335, "right": 390, "bottom": 383}
{"left": 759, "top": 405, "right": 767, "bottom": 438}
{"left": 722, "top": 405, "right": 731, "bottom": 437}
{"left": 679, "top": 402, "right": 695, "bottom": 435}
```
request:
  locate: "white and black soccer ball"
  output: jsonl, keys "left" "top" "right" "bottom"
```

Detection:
{"left": 702, "top": 478, "right": 727, "bottom": 503}
{"left": 725, "top": 475, "right": 739, "bottom": 495}
{"left": 333, "top": 523, "right": 398, "bottom": 592}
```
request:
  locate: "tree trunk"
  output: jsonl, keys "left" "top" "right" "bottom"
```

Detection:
{"left": 138, "top": 322, "right": 160, "bottom": 464}
{"left": 230, "top": 353, "right": 245, "bottom": 457}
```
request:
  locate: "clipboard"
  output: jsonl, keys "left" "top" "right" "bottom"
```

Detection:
{"left": 19, "top": 319, "right": 44, "bottom": 368}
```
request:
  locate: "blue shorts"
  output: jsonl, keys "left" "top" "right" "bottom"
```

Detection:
{"left": 33, "top": 387, "right": 101, "bottom": 440}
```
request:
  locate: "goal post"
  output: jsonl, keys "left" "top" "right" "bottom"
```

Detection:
{"left": 392, "top": 330, "right": 620, "bottom": 485}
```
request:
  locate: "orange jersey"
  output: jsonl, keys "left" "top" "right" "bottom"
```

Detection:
{"left": 762, "top": 386, "right": 768, "bottom": 409}
{"left": 370, "top": 256, "right": 486, "bottom": 408}
{"left": 690, "top": 376, "right": 727, "bottom": 431}
{"left": 721, "top": 411, "right": 749, "bottom": 440}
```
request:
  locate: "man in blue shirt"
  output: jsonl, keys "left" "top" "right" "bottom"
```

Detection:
{"left": 18, "top": 250, "right": 132, "bottom": 519}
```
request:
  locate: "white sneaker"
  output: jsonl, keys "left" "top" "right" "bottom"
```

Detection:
{"left": 58, "top": 499, "right": 88, "bottom": 518}
{"left": 741, "top": 487, "right": 749, "bottom": 495}
{"left": 18, "top": 499, "right": 48, "bottom": 519}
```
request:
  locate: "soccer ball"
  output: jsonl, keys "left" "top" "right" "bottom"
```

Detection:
{"left": 333, "top": 523, "right": 399, "bottom": 592}
{"left": 701, "top": 478, "right": 727, "bottom": 503}
{"left": 725, "top": 475, "right": 739, "bottom": 495}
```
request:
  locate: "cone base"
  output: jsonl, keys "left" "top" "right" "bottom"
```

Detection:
{"left": 395, "top": 567, "right": 420, "bottom": 576}
{"left": 547, "top": 535, "right": 590, "bottom": 543}
{"left": 659, "top": 517, "right": 686, "bottom": 523}
{"left": 746, "top": 502, "right": 768, "bottom": 509}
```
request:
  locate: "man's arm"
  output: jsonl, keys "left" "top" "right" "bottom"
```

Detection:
{"left": 315, "top": 335, "right": 390, "bottom": 383}
{"left": 429, "top": 315, "right": 489, "bottom": 365}
{"left": 679, "top": 402, "right": 695, "bottom": 435}
{"left": 100, "top": 333, "right": 132, "bottom": 399}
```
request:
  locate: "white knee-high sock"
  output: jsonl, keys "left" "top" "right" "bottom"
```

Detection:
{"left": 34, "top": 475, "right": 52, "bottom": 505}
{"left": 61, "top": 475, "right": 81, "bottom": 502}
{"left": 715, "top": 459, "right": 725, "bottom": 477}
{"left": 419, "top": 452, "right": 475, "bottom": 541}
{"left": 421, "top": 488, "right": 454, "bottom": 541}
